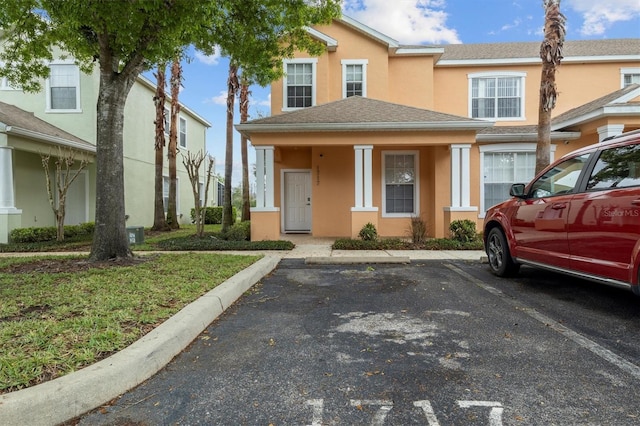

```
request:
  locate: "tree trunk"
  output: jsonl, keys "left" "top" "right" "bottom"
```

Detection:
{"left": 89, "top": 71, "right": 136, "bottom": 260}
{"left": 240, "top": 81, "right": 250, "bottom": 222}
{"left": 167, "top": 59, "right": 181, "bottom": 229}
{"left": 152, "top": 65, "right": 170, "bottom": 231}
{"left": 536, "top": 0, "right": 565, "bottom": 175}
{"left": 223, "top": 62, "right": 239, "bottom": 232}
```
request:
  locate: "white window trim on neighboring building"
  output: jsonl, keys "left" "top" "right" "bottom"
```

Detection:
{"left": 468, "top": 71, "right": 526, "bottom": 121}
{"left": 341, "top": 59, "right": 368, "bottom": 98}
{"left": 162, "top": 175, "right": 180, "bottom": 214}
{"left": 381, "top": 150, "right": 419, "bottom": 218}
{"left": 179, "top": 116, "right": 187, "bottom": 149}
{"left": 282, "top": 58, "right": 318, "bottom": 111}
{"left": 478, "top": 143, "right": 556, "bottom": 217}
{"left": 45, "top": 60, "right": 81, "bottom": 113}
{"left": 621, "top": 67, "right": 640, "bottom": 88}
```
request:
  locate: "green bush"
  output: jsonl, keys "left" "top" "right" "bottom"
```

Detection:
{"left": 157, "top": 235, "right": 293, "bottom": 251}
{"left": 358, "top": 222, "right": 378, "bottom": 241}
{"left": 333, "top": 238, "right": 408, "bottom": 250}
{"left": 449, "top": 220, "right": 479, "bottom": 243}
{"left": 9, "top": 223, "right": 95, "bottom": 243}
{"left": 190, "top": 207, "right": 238, "bottom": 225}
{"left": 221, "top": 221, "right": 251, "bottom": 241}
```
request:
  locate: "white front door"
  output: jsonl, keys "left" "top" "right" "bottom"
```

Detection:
{"left": 284, "top": 171, "right": 311, "bottom": 232}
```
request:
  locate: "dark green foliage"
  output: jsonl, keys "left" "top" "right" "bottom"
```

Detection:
{"left": 156, "top": 236, "right": 293, "bottom": 251}
{"left": 332, "top": 237, "right": 483, "bottom": 251}
{"left": 9, "top": 223, "right": 95, "bottom": 243}
{"left": 358, "top": 222, "right": 378, "bottom": 241}
{"left": 220, "top": 221, "right": 251, "bottom": 241}
{"left": 190, "top": 207, "right": 236, "bottom": 225}
{"left": 449, "top": 220, "right": 480, "bottom": 243}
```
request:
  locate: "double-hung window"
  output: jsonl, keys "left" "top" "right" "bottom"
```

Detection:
{"left": 382, "top": 152, "right": 419, "bottom": 216}
{"left": 621, "top": 68, "right": 640, "bottom": 88}
{"left": 179, "top": 117, "right": 187, "bottom": 148}
{"left": 283, "top": 59, "right": 317, "bottom": 110}
{"left": 342, "top": 60, "right": 367, "bottom": 98}
{"left": 469, "top": 72, "right": 525, "bottom": 120}
{"left": 479, "top": 143, "right": 555, "bottom": 214}
{"left": 162, "top": 176, "right": 180, "bottom": 214}
{"left": 47, "top": 62, "right": 81, "bottom": 112}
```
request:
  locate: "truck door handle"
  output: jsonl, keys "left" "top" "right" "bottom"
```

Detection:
{"left": 551, "top": 203, "right": 567, "bottom": 209}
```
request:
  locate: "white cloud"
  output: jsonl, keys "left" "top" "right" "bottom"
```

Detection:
{"left": 565, "top": 0, "right": 640, "bottom": 36}
{"left": 342, "top": 0, "right": 461, "bottom": 44}
{"left": 207, "top": 90, "right": 228, "bottom": 106}
{"left": 195, "top": 49, "right": 221, "bottom": 66}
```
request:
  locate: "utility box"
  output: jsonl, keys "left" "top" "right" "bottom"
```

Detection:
{"left": 126, "top": 226, "right": 144, "bottom": 245}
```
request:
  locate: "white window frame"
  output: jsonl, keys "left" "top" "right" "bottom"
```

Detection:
{"left": 468, "top": 71, "right": 526, "bottom": 121}
{"left": 381, "top": 150, "right": 419, "bottom": 218}
{"left": 162, "top": 175, "right": 180, "bottom": 214}
{"left": 0, "top": 63, "right": 18, "bottom": 91}
{"left": 282, "top": 58, "right": 317, "bottom": 111}
{"left": 341, "top": 59, "right": 368, "bottom": 98}
{"left": 621, "top": 67, "right": 640, "bottom": 88}
{"left": 199, "top": 181, "right": 205, "bottom": 207}
{"left": 45, "top": 60, "right": 81, "bottom": 113}
{"left": 478, "top": 143, "right": 556, "bottom": 217}
{"left": 179, "top": 116, "right": 187, "bottom": 148}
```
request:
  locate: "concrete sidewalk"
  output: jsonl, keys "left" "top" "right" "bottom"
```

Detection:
{"left": 0, "top": 239, "right": 487, "bottom": 426}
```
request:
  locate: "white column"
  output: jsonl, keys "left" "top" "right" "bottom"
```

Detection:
{"left": 363, "top": 146, "right": 373, "bottom": 208}
{"left": 253, "top": 146, "right": 275, "bottom": 211}
{"left": 450, "top": 144, "right": 472, "bottom": 208}
{"left": 0, "top": 146, "right": 16, "bottom": 210}
{"left": 264, "top": 146, "right": 275, "bottom": 208}
{"left": 353, "top": 145, "right": 375, "bottom": 211}
{"left": 255, "top": 147, "right": 265, "bottom": 209}
{"left": 597, "top": 124, "right": 625, "bottom": 142}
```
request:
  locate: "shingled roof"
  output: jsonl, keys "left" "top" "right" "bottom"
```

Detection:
{"left": 236, "top": 96, "right": 493, "bottom": 135}
{"left": 437, "top": 39, "right": 640, "bottom": 63}
{"left": 0, "top": 101, "right": 95, "bottom": 152}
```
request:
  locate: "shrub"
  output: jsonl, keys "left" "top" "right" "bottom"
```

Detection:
{"left": 9, "top": 223, "right": 95, "bottom": 243}
{"left": 408, "top": 215, "right": 427, "bottom": 244}
{"left": 332, "top": 238, "right": 407, "bottom": 250}
{"left": 221, "top": 221, "right": 251, "bottom": 241}
{"left": 156, "top": 235, "right": 292, "bottom": 251}
{"left": 358, "top": 222, "right": 378, "bottom": 241}
{"left": 449, "top": 220, "right": 479, "bottom": 243}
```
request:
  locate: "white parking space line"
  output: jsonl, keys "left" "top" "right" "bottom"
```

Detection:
{"left": 446, "top": 263, "right": 640, "bottom": 381}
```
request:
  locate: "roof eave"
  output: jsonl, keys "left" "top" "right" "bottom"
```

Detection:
{"left": 477, "top": 131, "right": 582, "bottom": 142}
{"left": 437, "top": 54, "right": 640, "bottom": 67}
{"left": 552, "top": 105, "right": 640, "bottom": 131}
{"left": 4, "top": 126, "right": 97, "bottom": 153}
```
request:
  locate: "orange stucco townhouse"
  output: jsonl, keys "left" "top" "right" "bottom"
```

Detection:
{"left": 235, "top": 15, "right": 640, "bottom": 242}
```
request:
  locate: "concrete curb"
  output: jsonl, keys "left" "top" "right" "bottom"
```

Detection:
{"left": 305, "top": 256, "right": 411, "bottom": 265}
{"left": 0, "top": 255, "right": 281, "bottom": 426}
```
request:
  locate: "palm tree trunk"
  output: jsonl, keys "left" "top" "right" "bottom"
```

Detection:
{"left": 536, "top": 0, "right": 565, "bottom": 174}
{"left": 240, "top": 80, "right": 251, "bottom": 222}
{"left": 152, "top": 65, "right": 170, "bottom": 231}
{"left": 167, "top": 58, "right": 181, "bottom": 229}
{"left": 223, "top": 62, "right": 240, "bottom": 232}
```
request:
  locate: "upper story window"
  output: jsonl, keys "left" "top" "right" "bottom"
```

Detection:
{"left": 283, "top": 58, "right": 317, "bottom": 110}
{"left": 46, "top": 62, "right": 81, "bottom": 112}
{"left": 342, "top": 59, "right": 368, "bottom": 98}
{"left": 621, "top": 68, "right": 640, "bottom": 88}
{"left": 468, "top": 72, "right": 525, "bottom": 121}
{"left": 382, "top": 151, "right": 419, "bottom": 217}
{"left": 164, "top": 107, "right": 170, "bottom": 135}
{"left": 179, "top": 117, "right": 187, "bottom": 148}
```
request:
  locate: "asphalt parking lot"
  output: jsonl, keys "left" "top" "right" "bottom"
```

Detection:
{"left": 78, "top": 258, "right": 640, "bottom": 425}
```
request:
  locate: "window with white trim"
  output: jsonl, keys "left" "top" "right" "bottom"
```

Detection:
{"left": 480, "top": 143, "right": 555, "bottom": 214}
{"left": 469, "top": 72, "right": 525, "bottom": 120}
{"left": 179, "top": 117, "right": 187, "bottom": 148}
{"left": 46, "top": 63, "right": 81, "bottom": 112}
{"left": 199, "top": 182, "right": 205, "bottom": 207}
{"left": 162, "top": 176, "right": 180, "bottom": 214}
{"left": 283, "top": 59, "right": 317, "bottom": 109}
{"left": 342, "top": 60, "right": 367, "bottom": 98}
{"left": 382, "top": 152, "right": 419, "bottom": 216}
{"left": 621, "top": 68, "right": 640, "bottom": 88}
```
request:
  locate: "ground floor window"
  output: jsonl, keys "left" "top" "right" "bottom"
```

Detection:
{"left": 480, "top": 144, "right": 546, "bottom": 214}
{"left": 382, "top": 151, "right": 418, "bottom": 216}
{"left": 162, "top": 176, "right": 180, "bottom": 214}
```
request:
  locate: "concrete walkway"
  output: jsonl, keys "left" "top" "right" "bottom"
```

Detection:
{"left": 0, "top": 238, "right": 487, "bottom": 426}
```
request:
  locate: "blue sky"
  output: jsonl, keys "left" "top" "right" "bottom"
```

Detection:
{"left": 154, "top": 0, "right": 640, "bottom": 186}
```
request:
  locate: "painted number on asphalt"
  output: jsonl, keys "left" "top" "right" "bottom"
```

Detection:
{"left": 306, "top": 399, "right": 503, "bottom": 425}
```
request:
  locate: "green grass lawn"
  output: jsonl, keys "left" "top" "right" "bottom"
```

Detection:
{"left": 0, "top": 251, "right": 261, "bottom": 393}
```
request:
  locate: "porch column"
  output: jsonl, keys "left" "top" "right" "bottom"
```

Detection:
{"left": 351, "top": 145, "right": 378, "bottom": 238}
{"left": 597, "top": 124, "right": 624, "bottom": 142}
{"left": 444, "top": 144, "right": 477, "bottom": 237}
{"left": 0, "top": 145, "right": 22, "bottom": 244}
{"left": 251, "top": 146, "right": 279, "bottom": 241}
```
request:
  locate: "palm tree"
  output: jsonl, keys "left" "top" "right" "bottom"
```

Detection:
{"left": 167, "top": 58, "right": 182, "bottom": 229}
{"left": 239, "top": 77, "right": 251, "bottom": 222}
{"left": 222, "top": 62, "right": 240, "bottom": 232}
{"left": 536, "top": 0, "right": 566, "bottom": 174}
{"left": 151, "top": 64, "right": 170, "bottom": 231}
